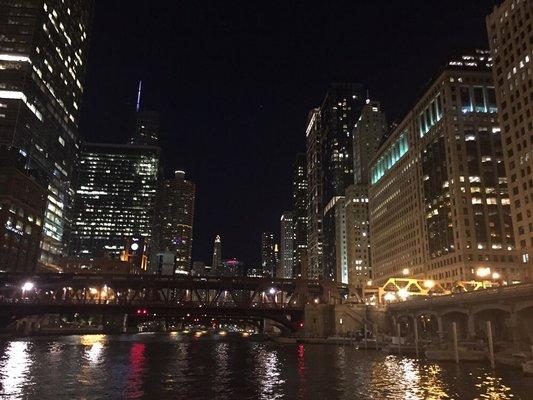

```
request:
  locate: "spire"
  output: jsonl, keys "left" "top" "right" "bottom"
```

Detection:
{"left": 366, "top": 89, "right": 370, "bottom": 104}
{"left": 136, "top": 80, "right": 142, "bottom": 112}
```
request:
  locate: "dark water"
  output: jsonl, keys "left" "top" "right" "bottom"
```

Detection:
{"left": 0, "top": 334, "right": 532, "bottom": 399}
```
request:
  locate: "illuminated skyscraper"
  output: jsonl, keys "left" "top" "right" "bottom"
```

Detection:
{"left": 261, "top": 232, "right": 278, "bottom": 277}
{"left": 212, "top": 235, "right": 222, "bottom": 271}
{"left": 292, "top": 153, "right": 308, "bottom": 277}
{"left": 70, "top": 143, "right": 161, "bottom": 259}
{"left": 0, "top": 0, "right": 94, "bottom": 267}
{"left": 487, "top": 0, "right": 533, "bottom": 272}
{"left": 155, "top": 170, "right": 196, "bottom": 273}
{"left": 369, "top": 50, "right": 519, "bottom": 286}
{"left": 280, "top": 212, "right": 295, "bottom": 278}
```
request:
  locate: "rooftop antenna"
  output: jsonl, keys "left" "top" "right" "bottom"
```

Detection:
{"left": 136, "top": 80, "right": 142, "bottom": 112}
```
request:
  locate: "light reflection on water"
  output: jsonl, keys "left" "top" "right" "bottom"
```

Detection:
{"left": 0, "top": 335, "right": 530, "bottom": 399}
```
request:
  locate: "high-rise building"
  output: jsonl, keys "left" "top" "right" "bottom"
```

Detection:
{"left": 292, "top": 153, "right": 308, "bottom": 277}
{"left": 261, "top": 232, "right": 278, "bottom": 277}
{"left": 212, "top": 235, "right": 222, "bottom": 271}
{"left": 336, "top": 185, "right": 371, "bottom": 287}
{"left": 487, "top": 0, "right": 533, "bottom": 272}
{"left": 306, "top": 109, "right": 323, "bottom": 279}
{"left": 335, "top": 99, "right": 387, "bottom": 288}
{"left": 369, "top": 50, "right": 519, "bottom": 286}
{"left": 319, "top": 83, "right": 366, "bottom": 280}
{"left": 280, "top": 212, "right": 295, "bottom": 278}
{"left": 353, "top": 100, "right": 388, "bottom": 186}
{"left": 0, "top": 147, "right": 47, "bottom": 272}
{"left": 70, "top": 143, "right": 160, "bottom": 259}
{"left": 0, "top": 0, "right": 94, "bottom": 266}
{"left": 155, "top": 170, "right": 195, "bottom": 273}
{"left": 130, "top": 110, "right": 159, "bottom": 146}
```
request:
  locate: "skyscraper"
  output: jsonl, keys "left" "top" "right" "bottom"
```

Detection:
{"left": 129, "top": 81, "right": 160, "bottom": 146}
{"left": 318, "top": 83, "right": 366, "bottom": 280}
{"left": 306, "top": 109, "right": 323, "bottom": 279}
{"left": 280, "top": 212, "right": 295, "bottom": 278}
{"left": 70, "top": 143, "right": 161, "bottom": 259}
{"left": 336, "top": 99, "right": 387, "bottom": 288}
{"left": 292, "top": 153, "right": 308, "bottom": 278}
{"left": 369, "top": 50, "right": 519, "bottom": 286}
{"left": 261, "top": 232, "right": 278, "bottom": 277}
{"left": 487, "top": 0, "right": 532, "bottom": 272}
{"left": 155, "top": 170, "right": 196, "bottom": 273}
{"left": 0, "top": 147, "right": 47, "bottom": 272}
{"left": 212, "top": 235, "right": 222, "bottom": 271}
{"left": 0, "top": 0, "right": 93, "bottom": 267}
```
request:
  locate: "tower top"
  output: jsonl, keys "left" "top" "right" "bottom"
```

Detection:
{"left": 136, "top": 80, "right": 142, "bottom": 112}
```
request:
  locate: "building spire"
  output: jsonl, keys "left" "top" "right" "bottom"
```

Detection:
{"left": 136, "top": 80, "right": 142, "bottom": 112}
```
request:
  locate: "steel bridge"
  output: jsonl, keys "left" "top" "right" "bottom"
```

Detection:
{"left": 0, "top": 273, "right": 349, "bottom": 332}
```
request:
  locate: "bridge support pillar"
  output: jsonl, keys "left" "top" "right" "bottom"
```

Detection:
{"left": 467, "top": 313, "right": 476, "bottom": 339}
{"left": 437, "top": 316, "right": 444, "bottom": 344}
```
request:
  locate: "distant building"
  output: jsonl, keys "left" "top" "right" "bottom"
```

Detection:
{"left": 369, "top": 50, "right": 519, "bottom": 286}
{"left": 261, "top": 232, "right": 278, "bottom": 277}
{"left": 0, "top": 0, "right": 94, "bottom": 266}
{"left": 56, "top": 256, "right": 141, "bottom": 275}
{"left": 155, "top": 170, "right": 196, "bottom": 273}
{"left": 70, "top": 143, "right": 161, "bottom": 261}
{"left": 191, "top": 261, "right": 208, "bottom": 276}
{"left": 220, "top": 258, "right": 244, "bottom": 277}
{"left": 487, "top": 1, "right": 533, "bottom": 272}
{"left": 280, "top": 212, "right": 295, "bottom": 278}
{"left": 212, "top": 235, "right": 222, "bottom": 271}
{"left": 0, "top": 148, "right": 47, "bottom": 272}
{"left": 130, "top": 110, "right": 159, "bottom": 146}
{"left": 292, "top": 153, "right": 308, "bottom": 277}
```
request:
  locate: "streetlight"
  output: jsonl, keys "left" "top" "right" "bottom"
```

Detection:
{"left": 423, "top": 280, "right": 435, "bottom": 289}
{"left": 492, "top": 272, "right": 501, "bottom": 280}
{"left": 398, "top": 288, "right": 410, "bottom": 300}
{"left": 476, "top": 267, "right": 491, "bottom": 278}
{"left": 21, "top": 281, "right": 34, "bottom": 299}
{"left": 268, "top": 288, "right": 276, "bottom": 295}
{"left": 402, "top": 268, "right": 410, "bottom": 276}
{"left": 384, "top": 292, "right": 396, "bottom": 302}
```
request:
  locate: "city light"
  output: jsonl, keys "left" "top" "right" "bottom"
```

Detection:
{"left": 268, "top": 288, "right": 276, "bottom": 295}
{"left": 384, "top": 292, "right": 396, "bottom": 302}
{"left": 492, "top": 272, "right": 501, "bottom": 280}
{"left": 402, "top": 268, "right": 410, "bottom": 276}
{"left": 398, "top": 288, "right": 410, "bottom": 300}
{"left": 476, "top": 267, "right": 491, "bottom": 278}
{"left": 21, "top": 282, "right": 34, "bottom": 292}
{"left": 423, "top": 280, "right": 435, "bottom": 289}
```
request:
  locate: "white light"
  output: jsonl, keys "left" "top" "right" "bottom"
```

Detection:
{"left": 21, "top": 282, "right": 34, "bottom": 292}
{"left": 476, "top": 267, "right": 491, "bottom": 278}
{"left": 130, "top": 243, "right": 139, "bottom": 251}
{"left": 398, "top": 288, "right": 410, "bottom": 299}
{"left": 268, "top": 288, "right": 276, "bottom": 295}
{"left": 492, "top": 272, "right": 500, "bottom": 280}
{"left": 384, "top": 292, "right": 396, "bottom": 302}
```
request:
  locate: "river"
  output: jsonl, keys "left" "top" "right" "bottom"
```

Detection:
{"left": 0, "top": 333, "right": 531, "bottom": 399}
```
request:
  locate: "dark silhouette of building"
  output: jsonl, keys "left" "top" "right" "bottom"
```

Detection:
{"left": 261, "top": 232, "right": 278, "bottom": 277}
{"left": 0, "top": 147, "right": 47, "bottom": 272}
{"left": 155, "top": 170, "right": 196, "bottom": 273}
{"left": 292, "top": 153, "right": 307, "bottom": 278}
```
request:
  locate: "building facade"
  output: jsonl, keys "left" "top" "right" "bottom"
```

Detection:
{"left": 261, "top": 231, "right": 278, "bottom": 277}
{"left": 280, "top": 212, "right": 295, "bottom": 278}
{"left": 320, "top": 83, "right": 366, "bottom": 280}
{"left": 369, "top": 50, "right": 520, "bottom": 286}
{"left": 487, "top": 0, "right": 533, "bottom": 271}
{"left": 0, "top": 0, "right": 93, "bottom": 266}
{"left": 336, "top": 100, "right": 387, "bottom": 288}
{"left": 306, "top": 108, "right": 323, "bottom": 279}
{"left": 70, "top": 143, "right": 160, "bottom": 259}
{"left": 292, "top": 153, "right": 307, "bottom": 278}
{"left": 130, "top": 110, "right": 159, "bottom": 146}
{"left": 155, "top": 170, "right": 195, "bottom": 273}
{"left": 0, "top": 147, "right": 47, "bottom": 272}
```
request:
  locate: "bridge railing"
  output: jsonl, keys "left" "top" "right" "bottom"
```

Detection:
{"left": 388, "top": 282, "right": 533, "bottom": 310}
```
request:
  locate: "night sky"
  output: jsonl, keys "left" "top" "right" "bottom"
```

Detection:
{"left": 79, "top": 0, "right": 498, "bottom": 265}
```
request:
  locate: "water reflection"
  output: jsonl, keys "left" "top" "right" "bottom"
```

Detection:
{"left": 0, "top": 341, "right": 30, "bottom": 399}
{"left": 125, "top": 342, "right": 146, "bottom": 399}
{"left": 0, "top": 336, "right": 530, "bottom": 399}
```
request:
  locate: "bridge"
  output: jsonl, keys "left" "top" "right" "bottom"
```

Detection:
{"left": 0, "top": 273, "right": 349, "bottom": 333}
{"left": 387, "top": 282, "right": 533, "bottom": 346}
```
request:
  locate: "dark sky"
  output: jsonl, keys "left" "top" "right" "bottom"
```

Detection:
{"left": 79, "top": 0, "right": 498, "bottom": 265}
